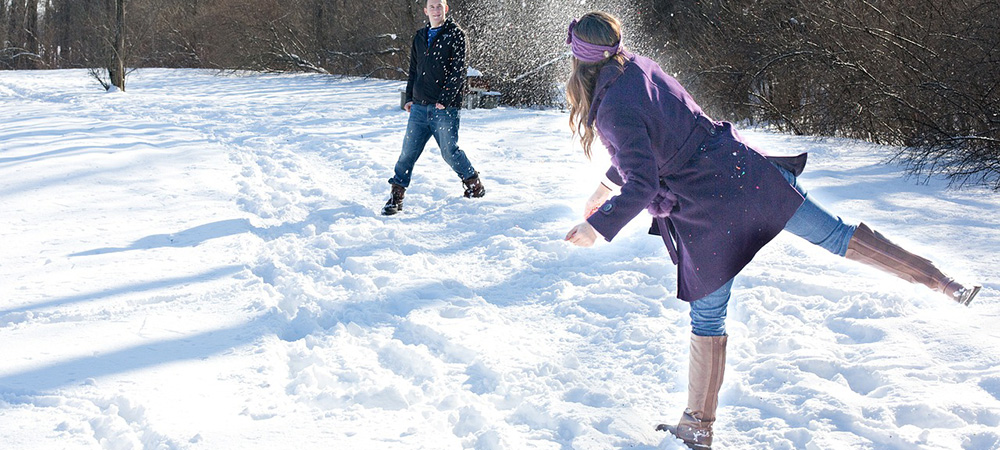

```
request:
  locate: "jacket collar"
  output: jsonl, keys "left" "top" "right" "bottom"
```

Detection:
{"left": 426, "top": 18, "right": 456, "bottom": 32}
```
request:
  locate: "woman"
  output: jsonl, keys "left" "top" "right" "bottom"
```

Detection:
{"left": 561, "top": 11, "right": 980, "bottom": 450}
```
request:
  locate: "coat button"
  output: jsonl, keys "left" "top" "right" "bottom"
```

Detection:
{"left": 601, "top": 203, "right": 613, "bottom": 213}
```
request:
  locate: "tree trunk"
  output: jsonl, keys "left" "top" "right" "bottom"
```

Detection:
{"left": 109, "top": 0, "right": 125, "bottom": 90}
{"left": 0, "top": 0, "right": 7, "bottom": 49}
{"left": 314, "top": 0, "right": 327, "bottom": 67}
{"left": 8, "top": 0, "right": 24, "bottom": 50}
{"left": 25, "top": 0, "right": 39, "bottom": 66}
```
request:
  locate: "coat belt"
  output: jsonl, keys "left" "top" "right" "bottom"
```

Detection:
{"left": 656, "top": 217, "right": 680, "bottom": 265}
{"left": 653, "top": 115, "right": 718, "bottom": 266}
{"left": 659, "top": 114, "right": 718, "bottom": 175}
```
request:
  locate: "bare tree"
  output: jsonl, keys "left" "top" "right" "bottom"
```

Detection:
{"left": 6, "top": 0, "right": 22, "bottom": 47}
{"left": 0, "top": 0, "right": 9, "bottom": 68}
{"left": 24, "top": 0, "right": 38, "bottom": 60}
{"left": 2, "top": 0, "right": 42, "bottom": 69}
{"left": 0, "top": 1, "right": 6, "bottom": 47}
{"left": 81, "top": 0, "right": 128, "bottom": 91}
{"left": 45, "top": 0, "right": 92, "bottom": 68}
{"left": 108, "top": 0, "right": 125, "bottom": 89}
{"left": 643, "top": 0, "right": 1000, "bottom": 190}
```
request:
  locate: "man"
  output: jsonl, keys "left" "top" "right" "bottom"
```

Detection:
{"left": 382, "top": 0, "right": 486, "bottom": 216}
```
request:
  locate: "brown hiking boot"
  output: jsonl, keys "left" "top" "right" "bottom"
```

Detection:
{"left": 381, "top": 184, "right": 405, "bottom": 216}
{"left": 462, "top": 173, "right": 486, "bottom": 198}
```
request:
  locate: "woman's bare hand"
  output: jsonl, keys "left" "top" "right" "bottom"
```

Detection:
{"left": 565, "top": 222, "right": 598, "bottom": 247}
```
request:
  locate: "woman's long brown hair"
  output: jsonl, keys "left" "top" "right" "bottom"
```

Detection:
{"left": 566, "top": 12, "right": 625, "bottom": 159}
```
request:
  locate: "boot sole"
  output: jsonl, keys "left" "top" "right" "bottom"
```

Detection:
{"left": 655, "top": 424, "right": 711, "bottom": 450}
{"left": 961, "top": 285, "right": 982, "bottom": 306}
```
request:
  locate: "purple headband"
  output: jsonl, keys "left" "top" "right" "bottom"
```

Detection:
{"left": 566, "top": 18, "right": 621, "bottom": 63}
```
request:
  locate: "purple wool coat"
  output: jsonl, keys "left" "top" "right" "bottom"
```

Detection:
{"left": 585, "top": 52, "right": 806, "bottom": 302}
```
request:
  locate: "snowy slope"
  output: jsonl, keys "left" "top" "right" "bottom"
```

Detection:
{"left": 1, "top": 69, "right": 999, "bottom": 450}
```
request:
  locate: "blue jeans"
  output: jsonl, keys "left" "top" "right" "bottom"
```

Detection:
{"left": 688, "top": 166, "right": 857, "bottom": 336}
{"left": 389, "top": 103, "right": 477, "bottom": 188}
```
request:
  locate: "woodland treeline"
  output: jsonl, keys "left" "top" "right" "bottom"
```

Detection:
{"left": 2, "top": 0, "right": 997, "bottom": 189}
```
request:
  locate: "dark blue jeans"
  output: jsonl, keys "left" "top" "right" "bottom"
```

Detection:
{"left": 688, "top": 165, "right": 858, "bottom": 336}
{"left": 389, "top": 103, "right": 477, "bottom": 188}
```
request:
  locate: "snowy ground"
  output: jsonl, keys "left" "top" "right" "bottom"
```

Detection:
{"left": 1, "top": 69, "right": 999, "bottom": 450}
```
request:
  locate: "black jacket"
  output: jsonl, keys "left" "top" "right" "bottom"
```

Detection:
{"left": 406, "top": 19, "right": 466, "bottom": 108}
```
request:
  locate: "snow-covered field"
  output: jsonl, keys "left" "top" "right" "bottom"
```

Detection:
{"left": 1, "top": 69, "right": 998, "bottom": 450}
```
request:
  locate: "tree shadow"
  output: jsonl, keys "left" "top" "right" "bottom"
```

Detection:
{"left": 69, "top": 204, "right": 370, "bottom": 257}
{"left": 0, "top": 265, "right": 244, "bottom": 318}
{"left": 804, "top": 165, "right": 1000, "bottom": 213}
{"left": 0, "top": 123, "right": 204, "bottom": 167}
{"left": 0, "top": 314, "right": 274, "bottom": 393}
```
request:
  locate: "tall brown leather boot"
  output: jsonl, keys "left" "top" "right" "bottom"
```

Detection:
{"left": 657, "top": 334, "right": 727, "bottom": 450}
{"left": 846, "top": 223, "right": 980, "bottom": 305}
